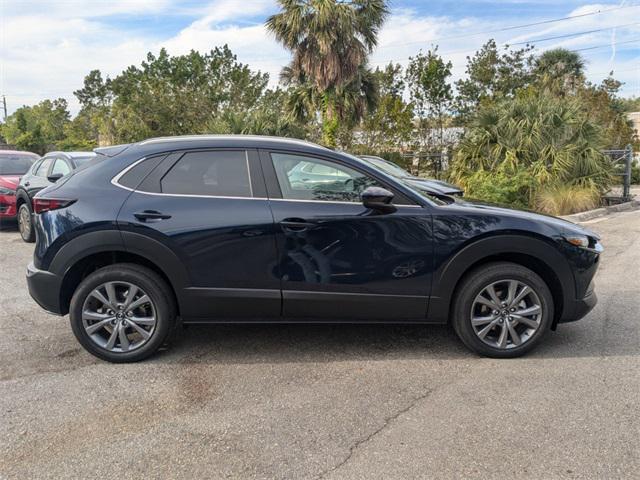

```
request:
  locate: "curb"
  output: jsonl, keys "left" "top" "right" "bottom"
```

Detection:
{"left": 561, "top": 199, "right": 640, "bottom": 222}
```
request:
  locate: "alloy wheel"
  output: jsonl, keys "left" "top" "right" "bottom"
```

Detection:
{"left": 18, "top": 205, "right": 31, "bottom": 239}
{"left": 81, "top": 281, "right": 157, "bottom": 353}
{"left": 470, "top": 279, "right": 543, "bottom": 350}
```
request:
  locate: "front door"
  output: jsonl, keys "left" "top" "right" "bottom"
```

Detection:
{"left": 118, "top": 149, "right": 280, "bottom": 320}
{"left": 262, "top": 150, "right": 433, "bottom": 320}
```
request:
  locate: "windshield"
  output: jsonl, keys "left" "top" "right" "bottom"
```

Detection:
{"left": 72, "top": 155, "right": 96, "bottom": 168}
{"left": 0, "top": 155, "right": 37, "bottom": 175}
{"left": 361, "top": 156, "right": 409, "bottom": 178}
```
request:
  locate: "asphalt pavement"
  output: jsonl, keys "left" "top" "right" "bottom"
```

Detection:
{"left": 1, "top": 210, "right": 638, "bottom": 479}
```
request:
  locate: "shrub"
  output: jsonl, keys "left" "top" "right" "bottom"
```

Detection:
{"left": 463, "top": 168, "right": 535, "bottom": 209}
{"left": 534, "top": 183, "right": 599, "bottom": 215}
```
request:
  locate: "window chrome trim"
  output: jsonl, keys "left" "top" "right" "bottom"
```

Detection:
{"left": 111, "top": 157, "right": 422, "bottom": 207}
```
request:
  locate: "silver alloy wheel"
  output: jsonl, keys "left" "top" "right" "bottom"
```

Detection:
{"left": 18, "top": 205, "right": 30, "bottom": 238}
{"left": 470, "top": 279, "right": 542, "bottom": 349}
{"left": 81, "top": 281, "right": 157, "bottom": 353}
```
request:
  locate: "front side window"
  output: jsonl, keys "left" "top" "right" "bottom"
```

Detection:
{"left": 51, "top": 159, "right": 71, "bottom": 177}
{"left": 160, "top": 150, "right": 252, "bottom": 197}
{"left": 271, "top": 153, "right": 379, "bottom": 202}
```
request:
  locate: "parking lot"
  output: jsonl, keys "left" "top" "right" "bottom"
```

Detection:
{"left": 1, "top": 209, "right": 639, "bottom": 479}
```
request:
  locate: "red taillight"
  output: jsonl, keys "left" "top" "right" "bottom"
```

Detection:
{"left": 33, "top": 198, "right": 76, "bottom": 214}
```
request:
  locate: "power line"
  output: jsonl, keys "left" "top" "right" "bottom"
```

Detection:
{"left": 511, "top": 22, "right": 640, "bottom": 46}
{"left": 376, "top": 4, "right": 640, "bottom": 51}
{"left": 572, "top": 37, "right": 640, "bottom": 53}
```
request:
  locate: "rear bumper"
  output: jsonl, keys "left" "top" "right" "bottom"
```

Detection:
{"left": 26, "top": 262, "right": 64, "bottom": 315}
{"left": 558, "top": 288, "right": 597, "bottom": 324}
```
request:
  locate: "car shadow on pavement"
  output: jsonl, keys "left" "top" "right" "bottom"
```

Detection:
{"left": 159, "top": 323, "right": 474, "bottom": 365}
{"left": 0, "top": 220, "right": 18, "bottom": 232}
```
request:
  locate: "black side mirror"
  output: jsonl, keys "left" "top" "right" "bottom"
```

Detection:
{"left": 361, "top": 186, "right": 397, "bottom": 214}
{"left": 47, "top": 173, "right": 63, "bottom": 183}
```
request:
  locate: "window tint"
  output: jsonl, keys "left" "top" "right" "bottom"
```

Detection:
{"left": 35, "top": 157, "right": 53, "bottom": 177}
{"left": 51, "top": 159, "right": 71, "bottom": 177}
{"left": 161, "top": 151, "right": 252, "bottom": 197}
{"left": 271, "top": 153, "right": 379, "bottom": 202}
{"left": 118, "top": 155, "right": 167, "bottom": 190}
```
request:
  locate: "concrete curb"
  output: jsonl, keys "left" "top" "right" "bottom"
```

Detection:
{"left": 561, "top": 199, "right": 640, "bottom": 222}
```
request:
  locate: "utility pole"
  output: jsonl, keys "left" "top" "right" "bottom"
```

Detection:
{"left": 1, "top": 95, "right": 6, "bottom": 123}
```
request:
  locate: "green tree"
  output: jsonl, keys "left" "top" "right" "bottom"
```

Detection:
{"left": 266, "top": 0, "right": 388, "bottom": 147}
{"left": 454, "top": 40, "right": 535, "bottom": 121}
{"left": 359, "top": 63, "right": 413, "bottom": 152}
{"left": 406, "top": 48, "right": 453, "bottom": 173}
{"left": 1, "top": 99, "right": 70, "bottom": 154}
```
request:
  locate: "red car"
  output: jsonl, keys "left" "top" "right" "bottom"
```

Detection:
{"left": 0, "top": 150, "right": 40, "bottom": 222}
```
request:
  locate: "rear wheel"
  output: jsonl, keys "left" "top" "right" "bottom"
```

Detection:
{"left": 69, "top": 264, "right": 176, "bottom": 362}
{"left": 18, "top": 202, "right": 35, "bottom": 243}
{"left": 452, "top": 262, "right": 553, "bottom": 358}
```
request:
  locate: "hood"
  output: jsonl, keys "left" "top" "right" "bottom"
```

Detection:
{"left": 405, "top": 177, "right": 464, "bottom": 195}
{"left": 0, "top": 175, "right": 20, "bottom": 190}
{"left": 451, "top": 197, "right": 598, "bottom": 239}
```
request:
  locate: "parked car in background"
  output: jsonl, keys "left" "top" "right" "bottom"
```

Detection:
{"left": 16, "top": 151, "right": 96, "bottom": 242}
{"left": 26, "top": 135, "right": 601, "bottom": 363}
{"left": 359, "top": 155, "right": 464, "bottom": 197}
{"left": 0, "top": 150, "right": 40, "bottom": 224}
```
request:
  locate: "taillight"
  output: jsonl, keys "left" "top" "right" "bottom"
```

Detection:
{"left": 33, "top": 198, "right": 76, "bottom": 214}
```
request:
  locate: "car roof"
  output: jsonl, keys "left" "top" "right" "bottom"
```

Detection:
{"left": 96, "top": 135, "right": 334, "bottom": 158}
{"left": 0, "top": 150, "right": 39, "bottom": 157}
{"left": 44, "top": 151, "right": 96, "bottom": 159}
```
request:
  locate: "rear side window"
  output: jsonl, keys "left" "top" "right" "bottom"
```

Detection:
{"left": 35, "top": 157, "right": 53, "bottom": 177}
{"left": 160, "top": 151, "right": 252, "bottom": 197}
{"left": 118, "top": 155, "right": 167, "bottom": 190}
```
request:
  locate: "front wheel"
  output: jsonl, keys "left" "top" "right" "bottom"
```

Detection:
{"left": 452, "top": 262, "right": 554, "bottom": 358}
{"left": 69, "top": 264, "right": 177, "bottom": 362}
{"left": 18, "top": 202, "right": 35, "bottom": 242}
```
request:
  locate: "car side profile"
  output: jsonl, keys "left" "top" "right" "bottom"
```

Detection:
{"left": 16, "top": 151, "right": 96, "bottom": 242}
{"left": 26, "top": 135, "right": 602, "bottom": 362}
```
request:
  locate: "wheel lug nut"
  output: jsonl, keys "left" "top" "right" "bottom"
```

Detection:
{"left": 127, "top": 311, "right": 133, "bottom": 317}
{"left": 510, "top": 308, "right": 515, "bottom": 312}
{"left": 493, "top": 310, "right": 499, "bottom": 315}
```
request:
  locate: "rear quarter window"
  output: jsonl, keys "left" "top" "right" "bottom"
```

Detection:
{"left": 117, "top": 155, "right": 167, "bottom": 190}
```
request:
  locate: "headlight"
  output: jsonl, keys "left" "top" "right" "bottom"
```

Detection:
{"left": 564, "top": 235, "right": 589, "bottom": 248}
{"left": 564, "top": 235, "right": 603, "bottom": 253}
{"left": 0, "top": 186, "right": 15, "bottom": 196}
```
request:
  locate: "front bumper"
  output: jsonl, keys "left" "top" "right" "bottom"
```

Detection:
{"left": 26, "top": 262, "right": 64, "bottom": 315}
{"left": 0, "top": 195, "right": 17, "bottom": 218}
{"left": 558, "top": 288, "right": 597, "bottom": 324}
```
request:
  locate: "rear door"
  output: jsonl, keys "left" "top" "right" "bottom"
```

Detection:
{"left": 24, "top": 156, "right": 54, "bottom": 197}
{"left": 117, "top": 149, "right": 280, "bottom": 321}
{"left": 261, "top": 150, "right": 433, "bottom": 320}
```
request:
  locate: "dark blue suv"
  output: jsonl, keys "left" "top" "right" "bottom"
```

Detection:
{"left": 26, "top": 136, "right": 602, "bottom": 362}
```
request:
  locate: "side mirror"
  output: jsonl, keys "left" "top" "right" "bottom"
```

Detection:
{"left": 47, "top": 173, "right": 63, "bottom": 183}
{"left": 361, "top": 186, "right": 397, "bottom": 214}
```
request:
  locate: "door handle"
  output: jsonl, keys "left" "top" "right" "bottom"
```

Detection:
{"left": 134, "top": 210, "right": 172, "bottom": 221}
{"left": 280, "top": 218, "right": 314, "bottom": 232}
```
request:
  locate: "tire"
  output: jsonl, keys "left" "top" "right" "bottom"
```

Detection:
{"left": 69, "top": 263, "right": 177, "bottom": 363}
{"left": 451, "top": 262, "right": 554, "bottom": 358}
{"left": 18, "top": 202, "right": 35, "bottom": 243}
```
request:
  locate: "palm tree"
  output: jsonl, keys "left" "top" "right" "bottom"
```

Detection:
{"left": 451, "top": 92, "right": 612, "bottom": 207}
{"left": 266, "top": 0, "right": 388, "bottom": 147}
{"left": 534, "top": 48, "right": 586, "bottom": 95}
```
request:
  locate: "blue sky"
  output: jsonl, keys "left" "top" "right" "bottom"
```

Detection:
{"left": 1, "top": 0, "right": 639, "bottom": 115}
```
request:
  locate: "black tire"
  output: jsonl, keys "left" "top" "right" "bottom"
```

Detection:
{"left": 69, "top": 263, "right": 177, "bottom": 363}
{"left": 18, "top": 202, "right": 35, "bottom": 243}
{"left": 452, "top": 262, "right": 554, "bottom": 358}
